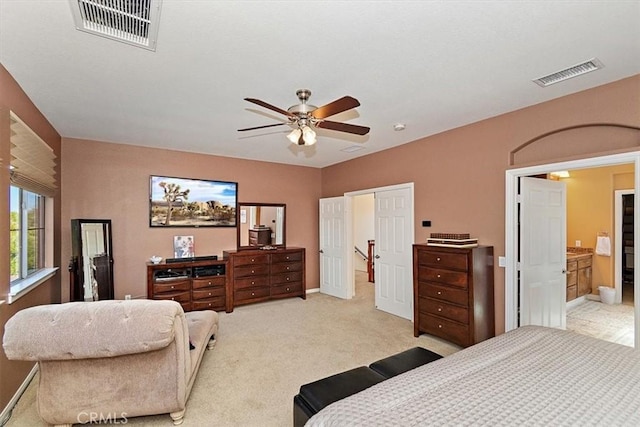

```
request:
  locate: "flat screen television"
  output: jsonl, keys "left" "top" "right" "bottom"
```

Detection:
{"left": 149, "top": 175, "right": 238, "bottom": 227}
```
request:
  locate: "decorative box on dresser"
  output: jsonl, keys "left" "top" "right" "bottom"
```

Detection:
{"left": 413, "top": 244, "right": 494, "bottom": 347}
{"left": 147, "top": 259, "right": 230, "bottom": 313}
{"left": 223, "top": 247, "right": 306, "bottom": 310}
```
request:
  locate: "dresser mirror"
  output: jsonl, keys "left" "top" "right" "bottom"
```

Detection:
{"left": 237, "top": 203, "right": 286, "bottom": 249}
{"left": 69, "top": 219, "right": 114, "bottom": 301}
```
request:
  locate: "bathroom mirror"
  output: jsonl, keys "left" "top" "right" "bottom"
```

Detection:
{"left": 237, "top": 203, "right": 286, "bottom": 249}
{"left": 69, "top": 219, "right": 114, "bottom": 301}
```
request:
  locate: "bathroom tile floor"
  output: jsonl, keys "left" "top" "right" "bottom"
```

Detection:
{"left": 566, "top": 297, "right": 634, "bottom": 347}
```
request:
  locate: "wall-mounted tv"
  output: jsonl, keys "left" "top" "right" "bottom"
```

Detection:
{"left": 149, "top": 175, "right": 238, "bottom": 227}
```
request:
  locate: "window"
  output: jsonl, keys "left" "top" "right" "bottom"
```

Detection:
{"left": 10, "top": 185, "right": 46, "bottom": 283}
{"left": 7, "top": 112, "right": 58, "bottom": 303}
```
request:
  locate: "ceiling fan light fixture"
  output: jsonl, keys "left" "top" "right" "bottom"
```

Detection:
{"left": 287, "top": 128, "right": 302, "bottom": 144}
{"left": 302, "top": 126, "right": 316, "bottom": 146}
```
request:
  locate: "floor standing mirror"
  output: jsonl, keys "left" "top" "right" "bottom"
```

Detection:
{"left": 69, "top": 219, "right": 114, "bottom": 301}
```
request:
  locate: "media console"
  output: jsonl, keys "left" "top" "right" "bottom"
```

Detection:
{"left": 146, "top": 258, "right": 231, "bottom": 313}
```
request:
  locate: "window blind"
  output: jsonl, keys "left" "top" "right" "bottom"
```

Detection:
{"left": 9, "top": 113, "right": 57, "bottom": 198}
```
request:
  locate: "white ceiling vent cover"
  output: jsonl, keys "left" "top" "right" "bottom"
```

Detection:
{"left": 533, "top": 58, "right": 604, "bottom": 87}
{"left": 69, "top": 0, "right": 162, "bottom": 51}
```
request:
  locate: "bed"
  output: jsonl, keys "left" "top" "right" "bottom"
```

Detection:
{"left": 306, "top": 325, "right": 640, "bottom": 426}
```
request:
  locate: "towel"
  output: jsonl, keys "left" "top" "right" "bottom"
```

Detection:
{"left": 595, "top": 235, "right": 611, "bottom": 256}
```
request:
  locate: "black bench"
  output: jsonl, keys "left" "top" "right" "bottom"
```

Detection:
{"left": 369, "top": 346, "right": 442, "bottom": 378}
{"left": 293, "top": 347, "right": 442, "bottom": 426}
{"left": 293, "top": 366, "right": 386, "bottom": 427}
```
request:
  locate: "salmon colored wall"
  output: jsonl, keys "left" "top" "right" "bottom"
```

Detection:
{"left": 0, "top": 65, "right": 62, "bottom": 411}
{"left": 61, "top": 139, "right": 321, "bottom": 301}
{"left": 321, "top": 75, "right": 640, "bottom": 335}
{"left": 2, "top": 63, "right": 639, "bottom": 413}
{"left": 566, "top": 165, "right": 635, "bottom": 293}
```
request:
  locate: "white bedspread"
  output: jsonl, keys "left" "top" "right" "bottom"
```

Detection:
{"left": 307, "top": 325, "right": 640, "bottom": 426}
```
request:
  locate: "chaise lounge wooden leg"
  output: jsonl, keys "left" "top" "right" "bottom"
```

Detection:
{"left": 170, "top": 409, "right": 185, "bottom": 425}
{"left": 207, "top": 334, "right": 217, "bottom": 350}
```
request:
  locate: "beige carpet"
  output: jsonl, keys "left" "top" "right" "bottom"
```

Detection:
{"left": 7, "top": 273, "right": 460, "bottom": 427}
{"left": 566, "top": 300, "right": 635, "bottom": 347}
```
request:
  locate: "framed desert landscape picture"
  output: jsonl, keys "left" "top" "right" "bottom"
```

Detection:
{"left": 149, "top": 175, "right": 237, "bottom": 227}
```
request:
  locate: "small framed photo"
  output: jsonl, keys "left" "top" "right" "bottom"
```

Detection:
{"left": 173, "top": 235, "right": 195, "bottom": 258}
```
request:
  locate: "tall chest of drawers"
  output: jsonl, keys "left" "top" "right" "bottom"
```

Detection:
{"left": 223, "top": 247, "right": 306, "bottom": 310}
{"left": 413, "top": 244, "right": 494, "bottom": 347}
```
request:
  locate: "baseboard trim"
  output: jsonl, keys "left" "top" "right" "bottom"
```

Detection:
{"left": 567, "top": 295, "right": 588, "bottom": 310}
{"left": 306, "top": 288, "right": 320, "bottom": 295}
{"left": 0, "top": 363, "right": 38, "bottom": 426}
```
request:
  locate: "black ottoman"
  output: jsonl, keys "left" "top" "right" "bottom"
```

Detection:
{"left": 369, "top": 346, "right": 442, "bottom": 379}
{"left": 293, "top": 366, "right": 386, "bottom": 427}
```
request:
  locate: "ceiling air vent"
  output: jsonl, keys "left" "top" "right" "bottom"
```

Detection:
{"left": 533, "top": 58, "right": 604, "bottom": 87}
{"left": 69, "top": 0, "right": 162, "bottom": 51}
{"left": 341, "top": 145, "right": 365, "bottom": 153}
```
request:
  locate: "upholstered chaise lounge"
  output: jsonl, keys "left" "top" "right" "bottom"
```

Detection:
{"left": 3, "top": 299, "right": 218, "bottom": 426}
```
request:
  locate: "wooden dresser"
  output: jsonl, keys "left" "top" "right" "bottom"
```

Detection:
{"left": 146, "top": 259, "right": 230, "bottom": 313}
{"left": 223, "top": 247, "right": 306, "bottom": 309}
{"left": 413, "top": 244, "right": 494, "bottom": 347}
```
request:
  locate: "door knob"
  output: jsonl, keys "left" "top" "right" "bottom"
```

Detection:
{"left": 375, "top": 255, "right": 380, "bottom": 259}
{"left": 319, "top": 249, "right": 324, "bottom": 253}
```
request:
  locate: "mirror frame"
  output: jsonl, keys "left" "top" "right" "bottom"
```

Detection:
{"left": 70, "top": 218, "right": 114, "bottom": 301}
{"left": 237, "top": 202, "right": 286, "bottom": 250}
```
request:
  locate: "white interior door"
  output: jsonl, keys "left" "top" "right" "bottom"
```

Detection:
{"left": 374, "top": 188, "right": 413, "bottom": 320}
{"left": 319, "top": 197, "right": 348, "bottom": 299}
{"left": 519, "top": 177, "right": 567, "bottom": 328}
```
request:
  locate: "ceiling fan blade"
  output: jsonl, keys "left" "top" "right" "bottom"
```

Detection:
{"left": 238, "top": 122, "right": 290, "bottom": 132}
{"left": 244, "top": 98, "right": 295, "bottom": 118}
{"left": 311, "top": 96, "right": 361, "bottom": 119}
{"left": 316, "top": 120, "right": 370, "bottom": 136}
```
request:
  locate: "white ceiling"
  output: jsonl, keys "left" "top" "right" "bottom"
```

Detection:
{"left": 1, "top": 1, "right": 639, "bottom": 168}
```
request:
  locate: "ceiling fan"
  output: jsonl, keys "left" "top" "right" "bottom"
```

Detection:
{"left": 238, "top": 89, "right": 370, "bottom": 146}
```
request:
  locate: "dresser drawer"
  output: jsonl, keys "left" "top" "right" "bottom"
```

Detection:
{"left": 418, "top": 250, "right": 468, "bottom": 270}
{"left": 270, "top": 261, "right": 302, "bottom": 274}
{"left": 234, "top": 276, "right": 270, "bottom": 289}
{"left": 153, "top": 279, "right": 191, "bottom": 294}
{"left": 233, "top": 254, "right": 270, "bottom": 266}
{"left": 235, "top": 287, "right": 270, "bottom": 302}
{"left": 418, "top": 313, "right": 469, "bottom": 347}
{"left": 192, "top": 287, "right": 225, "bottom": 300}
{"left": 419, "top": 282, "right": 468, "bottom": 306}
{"left": 272, "top": 251, "right": 303, "bottom": 263}
{"left": 234, "top": 264, "right": 270, "bottom": 278}
{"left": 271, "top": 282, "right": 303, "bottom": 296}
{"left": 192, "top": 276, "right": 225, "bottom": 289}
{"left": 421, "top": 297, "right": 469, "bottom": 324}
{"left": 419, "top": 266, "right": 468, "bottom": 288}
{"left": 271, "top": 271, "right": 303, "bottom": 285}
{"left": 191, "top": 297, "right": 225, "bottom": 311}
{"left": 153, "top": 290, "right": 191, "bottom": 304}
